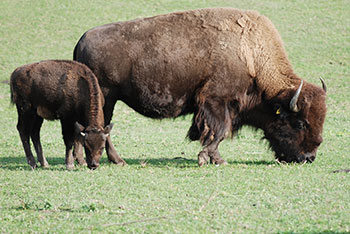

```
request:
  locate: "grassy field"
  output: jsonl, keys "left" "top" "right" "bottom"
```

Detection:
{"left": 1, "top": 0, "right": 349, "bottom": 233}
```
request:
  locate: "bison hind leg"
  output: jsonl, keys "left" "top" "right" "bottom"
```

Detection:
{"left": 16, "top": 108, "right": 38, "bottom": 169}
{"left": 30, "top": 115, "right": 49, "bottom": 168}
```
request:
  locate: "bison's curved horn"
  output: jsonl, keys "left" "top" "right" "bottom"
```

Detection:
{"left": 320, "top": 77, "right": 327, "bottom": 92}
{"left": 289, "top": 80, "right": 303, "bottom": 112}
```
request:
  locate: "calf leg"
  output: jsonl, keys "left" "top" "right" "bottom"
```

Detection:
{"left": 16, "top": 110, "right": 37, "bottom": 169}
{"left": 73, "top": 140, "right": 87, "bottom": 166}
{"left": 30, "top": 115, "right": 49, "bottom": 168}
{"left": 61, "top": 120, "right": 75, "bottom": 170}
{"left": 104, "top": 100, "right": 126, "bottom": 165}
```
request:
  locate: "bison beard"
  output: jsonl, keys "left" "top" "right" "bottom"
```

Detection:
{"left": 73, "top": 8, "right": 327, "bottom": 166}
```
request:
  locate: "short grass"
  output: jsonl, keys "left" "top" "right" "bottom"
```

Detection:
{"left": 1, "top": 0, "right": 349, "bottom": 233}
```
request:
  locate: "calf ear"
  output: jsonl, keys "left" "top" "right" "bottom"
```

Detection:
{"left": 75, "top": 122, "right": 85, "bottom": 136}
{"left": 104, "top": 123, "right": 114, "bottom": 136}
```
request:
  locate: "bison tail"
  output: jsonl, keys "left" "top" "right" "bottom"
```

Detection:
{"left": 9, "top": 71, "right": 18, "bottom": 106}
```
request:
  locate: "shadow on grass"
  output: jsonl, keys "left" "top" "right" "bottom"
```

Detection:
{"left": 0, "top": 156, "right": 198, "bottom": 170}
{"left": 0, "top": 155, "right": 278, "bottom": 170}
{"left": 123, "top": 157, "right": 276, "bottom": 167}
{"left": 123, "top": 157, "right": 198, "bottom": 168}
{"left": 0, "top": 156, "right": 66, "bottom": 171}
{"left": 227, "top": 159, "right": 276, "bottom": 166}
{"left": 277, "top": 231, "right": 349, "bottom": 234}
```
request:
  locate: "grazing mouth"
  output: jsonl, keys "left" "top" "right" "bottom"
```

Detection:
{"left": 88, "top": 164, "right": 99, "bottom": 170}
{"left": 275, "top": 153, "right": 315, "bottom": 164}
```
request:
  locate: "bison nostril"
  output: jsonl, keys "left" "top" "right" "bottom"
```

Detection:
{"left": 88, "top": 162, "right": 99, "bottom": 170}
{"left": 306, "top": 155, "right": 315, "bottom": 163}
{"left": 296, "top": 155, "right": 305, "bottom": 163}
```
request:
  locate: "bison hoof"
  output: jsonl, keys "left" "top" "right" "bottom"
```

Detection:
{"left": 77, "top": 160, "right": 87, "bottom": 166}
{"left": 109, "top": 158, "right": 127, "bottom": 166}
{"left": 198, "top": 151, "right": 209, "bottom": 167}
{"left": 211, "top": 158, "right": 228, "bottom": 166}
{"left": 28, "top": 161, "right": 37, "bottom": 169}
{"left": 66, "top": 164, "right": 75, "bottom": 170}
{"left": 117, "top": 160, "right": 127, "bottom": 166}
{"left": 41, "top": 163, "right": 49, "bottom": 168}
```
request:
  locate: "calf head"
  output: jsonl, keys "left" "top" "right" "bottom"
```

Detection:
{"left": 263, "top": 80, "right": 327, "bottom": 163}
{"left": 75, "top": 122, "right": 113, "bottom": 169}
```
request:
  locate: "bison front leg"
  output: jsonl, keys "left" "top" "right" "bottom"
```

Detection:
{"left": 103, "top": 100, "right": 126, "bottom": 166}
{"left": 198, "top": 135, "right": 228, "bottom": 167}
{"left": 190, "top": 92, "right": 232, "bottom": 167}
{"left": 61, "top": 120, "right": 75, "bottom": 170}
{"left": 73, "top": 140, "right": 87, "bottom": 166}
{"left": 106, "top": 136, "right": 126, "bottom": 165}
{"left": 64, "top": 143, "right": 75, "bottom": 170}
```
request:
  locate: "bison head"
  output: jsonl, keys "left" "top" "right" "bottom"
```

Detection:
{"left": 263, "top": 79, "right": 327, "bottom": 163}
{"left": 75, "top": 122, "right": 113, "bottom": 169}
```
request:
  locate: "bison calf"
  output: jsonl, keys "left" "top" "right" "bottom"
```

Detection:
{"left": 10, "top": 60, "right": 113, "bottom": 169}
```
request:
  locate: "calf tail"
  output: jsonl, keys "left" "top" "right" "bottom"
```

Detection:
{"left": 9, "top": 70, "right": 17, "bottom": 105}
{"left": 9, "top": 66, "right": 27, "bottom": 106}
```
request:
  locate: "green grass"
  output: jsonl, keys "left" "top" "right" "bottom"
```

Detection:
{"left": 1, "top": 0, "right": 350, "bottom": 233}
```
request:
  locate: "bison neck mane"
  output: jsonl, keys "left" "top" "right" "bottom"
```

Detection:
{"left": 69, "top": 61, "right": 104, "bottom": 129}
{"left": 235, "top": 10, "right": 299, "bottom": 98}
{"left": 84, "top": 71, "right": 104, "bottom": 129}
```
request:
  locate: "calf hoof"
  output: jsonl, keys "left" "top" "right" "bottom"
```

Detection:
{"left": 198, "top": 151, "right": 209, "bottom": 167}
{"left": 211, "top": 158, "right": 228, "bottom": 166}
{"left": 41, "top": 163, "right": 49, "bottom": 168}
{"left": 28, "top": 161, "right": 37, "bottom": 170}
{"left": 77, "top": 159, "right": 87, "bottom": 166}
{"left": 66, "top": 164, "right": 75, "bottom": 170}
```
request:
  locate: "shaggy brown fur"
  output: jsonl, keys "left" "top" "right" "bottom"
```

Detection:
{"left": 10, "top": 60, "right": 116, "bottom": 169}
{"left": 74, "top": 8, "right": 327, "bottom": 165}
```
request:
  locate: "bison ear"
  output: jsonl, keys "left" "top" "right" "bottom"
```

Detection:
{"left": 75, "top": 122, "right": 86, "bottom": 136}
{"left": 300, "top": 97, "right": 312, "bottom": 119}
{"left": 104, "top": 123, "right": 114, "bottom": 136}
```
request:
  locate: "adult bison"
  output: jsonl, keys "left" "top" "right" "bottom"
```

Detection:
{"left": 74, "top": 8, "right": 327, "bottom": 167}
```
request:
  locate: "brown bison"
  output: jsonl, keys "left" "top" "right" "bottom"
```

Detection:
{"left": 10, "top": 60, "right": 113, "bottom": 169}
{"left": 73, "top": 8, "right": 327, "bottom": 167}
